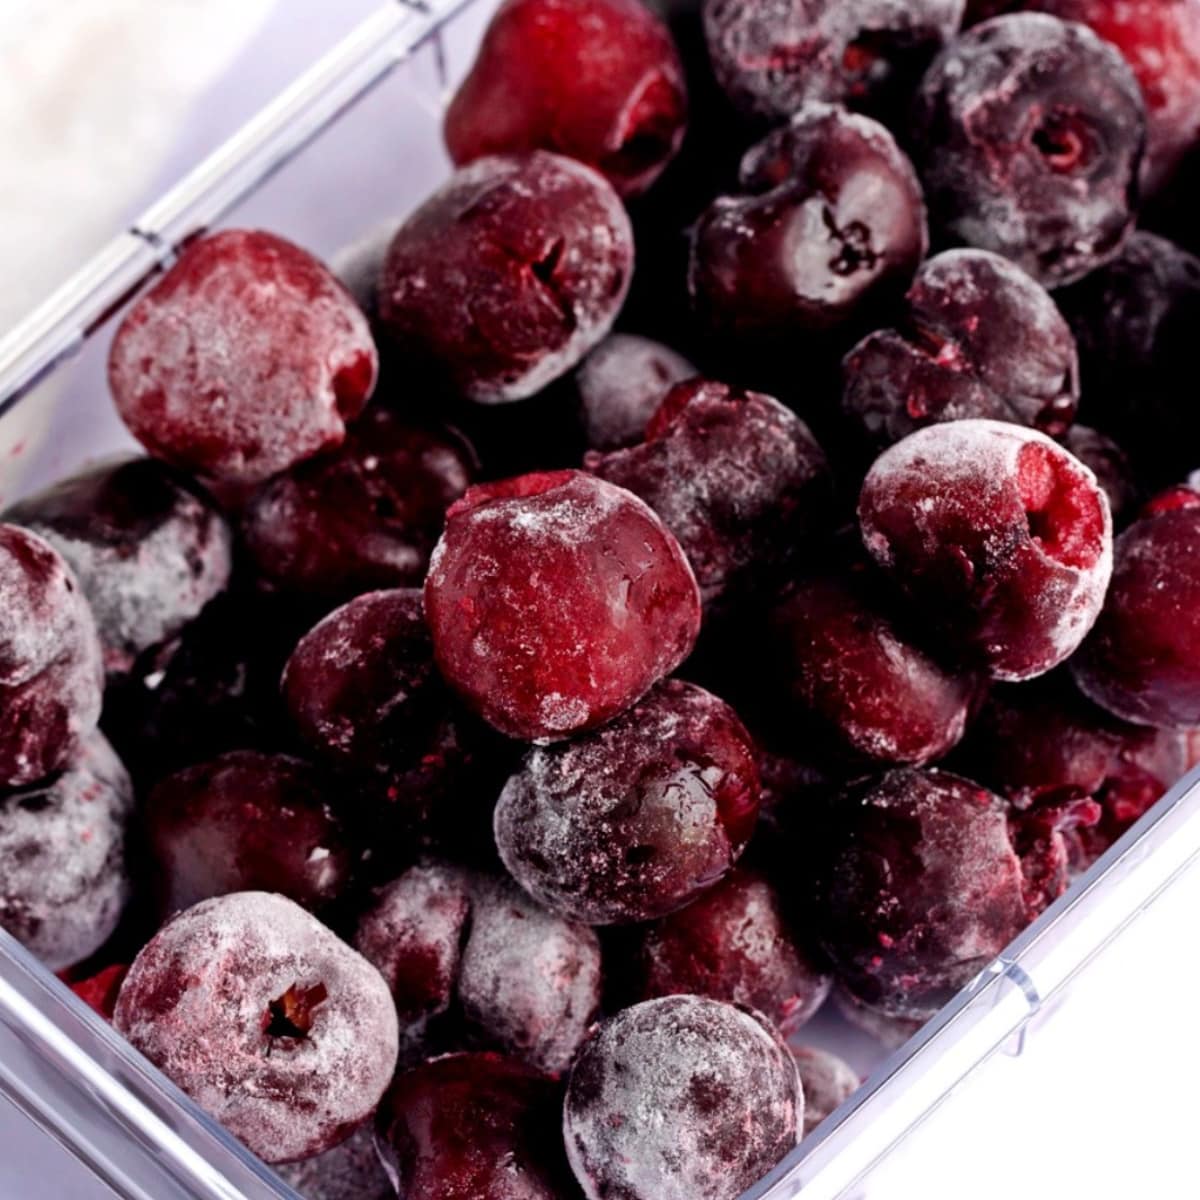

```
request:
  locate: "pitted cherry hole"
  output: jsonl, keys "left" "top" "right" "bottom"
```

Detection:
{"left": 263, "top": 981, "right": 328, "bottom": 1047}
{"left": 1016, "top": 441, "right": 1105, "bottom": 569}
{"left": 1032, "top": 109, "right": 1096, "bottom": 173}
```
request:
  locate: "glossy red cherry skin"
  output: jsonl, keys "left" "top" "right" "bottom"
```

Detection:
{"left": 424, "top": 470, "right": 700, "bottom": 741}
{"left": 445, "top": 0, "right": 688, "bottom": 198}
{"left": 108, "top": 230, "right": 377, "bottom": 485}
{"left": 375, "top": 1053, "right": 575, "bottom": 1200}
{"left": 495, "top": 679, "right": 760, "bottom": 925}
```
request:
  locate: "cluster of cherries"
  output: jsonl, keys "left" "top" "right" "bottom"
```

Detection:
{"left": 4, "top": 0, "right": 1200, "bottom": 1197}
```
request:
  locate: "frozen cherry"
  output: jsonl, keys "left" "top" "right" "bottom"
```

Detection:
{"left": 445, "top": 0, "right": 688, "bottom": 198}
{"left": 67, "top": 962, "right": 129, "bottom": 1023}
{"left": 766, "top": 571, "right": 978, "bottom": 766}
{"left": 354, "top": 862, "right": 602, "bottom": 1074}
{"left": 1017, "top": 0, "right": 1200, "bottom": 194}
{"left": 793, "top": 1046, "right": 859, "bottom": 1135}
{"left": 6, "top": 456, "right": 233, "bottom": 676}
{"left": 114, "top": 891, "right": 398, "bottom": 1164}
{"left": 425, "top": 470, "right": 700, "bottom": 741}
{"left": 575, "top": 333, "right": 697, "bottom": 452}
{"left": 495, "top": 679, "right": 759, "bottom": 924}
{"left": 379, "top": 152, "right": 633, "bottom": 404}
{"left": 703, "top": 0, "right": 965, "bottom": 120}
{"left": 0, "top": 523, "right": 103, "bottom": 788}
{"left": 1056, "top": 232, "right": 1200, "bottom": 483}
{"left": 911, "top": 14, "right": 1146, "bottom": 287}
{"left": 376, "top": 1052, "right": 574, "bottom": 1200}
{"left": 145, "top": 751, "right": 352, "bottom": 915}
{"left": 241, "top": 409, "right": 476, "bottom": 600}
{"left": 1060, "top": 426, "right": 1138, "bottom": 526}
{"left": 587, "top": 379, "right": 832, "bottom": 607}
{"left": 858, "top": 420, "right": 1113, "bottom": 681}
{"left": 1072, "top": 502, "right": 1200, "bottom": 727}
{"left": 633, "top": 866, "right": 830, "bottom": 1036}
{"left": 689, "top": 103, "right": 927, "bottom": 344}
{"left": 813, "top": 768, "right": 1039, "bottom": 1018}
{"left": 276, "top": 1124, "right": 393, "bottom": 1200}
{"left": 841, "top": 249, "right": 1079, "bottom": 451}
{"left": 0, "top": 731, "right": 132, "bottom": 971}
{"left": 833, "top": 985, "right": 923, "bottom": 1049}
{"left": 564, "top": 995, "right": 800, "bottom": 1200}
{"left": 109, "top": 230, "right": 378, "bottom": 485}
{"left": 959, "top": 673, "right": 1190, "bottom": 811}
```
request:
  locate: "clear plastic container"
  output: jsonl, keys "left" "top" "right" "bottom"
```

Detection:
{"left": 2, "top": 3, "right": 1199, "bottom": 1197}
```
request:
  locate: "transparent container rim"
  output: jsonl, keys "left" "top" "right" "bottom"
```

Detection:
{"left": 3, "top": 3, "right": 1200, "bottom": 1198}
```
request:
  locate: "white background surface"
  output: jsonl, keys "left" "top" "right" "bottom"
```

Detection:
{"left": 2, "top": 2, "right": 1198, "bottom": 1197}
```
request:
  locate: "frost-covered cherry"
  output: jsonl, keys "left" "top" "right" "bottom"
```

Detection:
{"left": 587, "top": 379, "right": 832, "bottom": 607}
{"left": 841, "top": 249, "right": 1079, "bottom": 451}
{"left": 633, "top": 867, "right": 830, "bottom": 1035}
{"left": 911, "top": 14, "right": 1146, "bottom": 287}
{"left": 575, "top": 333, "right": 697, "bottom": 452}
{"left": 0, "top": 523, "right": 103, "bottom": 788}
{"left": 275, "top": 1124, "right": 393, "bottom": 1200}
{"left": 0, "top": 731, "right": 132, "bottom": 971}
{"left": 241, "top": 410, "right": 476, "bottom": 601}
{"left": 379, "top": 153, "right": 633, "bottom": 404}
{"left": 813, "top": 769, "right": 1041, "bottom": 1019}
{"left": 704, "top": 0, "right": 966, "bottom": 120}
{"left": 834, "top": 985, "right": 924, "bottom": 1049}
{"left": 375, "top": 1053, "right": 574, "bottom": 1200}
{"left": 445, "top": 0, "right": 688, "bottom": 197}
{"left": 495, "top": 679, "right": 759, "bottom": 924}
{"left": 108, "top": 230, "right": 378, "bottom": 485}
{"left": 793, "top": 1046, "right": 859, "bottom": 1135}
{"left": 354, "top": 862, "right": 602, "bottom": 1074}
{"left": 858, "top": 420, "right": 1113, "bottom": 680}
{"left": 1072, "top": 502, "right": 1200, "bottom": 727}
{"left": 766, "top": 571, "right": 978, "bottom": 765}
{"left": 564, "top": 996, "right": 801, "bottom": 1200}
{"left": 113, "top": 892, "right": 399, "bottom": 1164}
{"left": 145, "top": 751, "right": 352, "bottom": 915}
{"left": 424, "top": 470, "right": 700, "bottom": 741}
{"left": 6, "top": 456, "right": 232, "bottom": 676}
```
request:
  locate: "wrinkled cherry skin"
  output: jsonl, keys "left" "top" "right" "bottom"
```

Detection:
{"left": 813, "top": 768, "right": 1040, "bottom": 1019}
{"left": 911, "top": 14, "right": 1146, "bottom": 288}
{"left": 5, "top": 457, "right": 233, "bottom": 676}
{"left": 858, "top": 420, "right": 1113, "bottom": 681}
{"left": 993, "top": 0, "right": 1200, "bottom": 194}
{"left": 145, "top": 751, "right": 352, "bottom": 916}
{"left": 1072, "top": 504, "right": 1200, "bottom": 728}
{"left": 445, "top": 0, "right": 688, "bottom": 198}
{"left": 495, "top": 679, "right": 760, "bottom": 925}
{"left": 241, "top": 410, "right": 476, "bottom": 601}
{"left": 842, "top": 249, "right": 1078, "bottom": 451}
{"left": 703, "top": 0, "right": 966, "bottom": 121}
{"left": 587, "top": 379, "right": 832, "bottom": 608}
{"left": 114, "top": 892, "right": 399, "bottom": 1165}
{"left": 424, "top": 470, "right": 701, "bottom": 742}
{"left": 632, "top": 867, "right": 830, "bottom": 1036}
{"left": 575, "top": 333, "right": 697, "bottom": 453}
{"left": 354, "top": 863, "right": 602, "bottom": 1074}
{"left": 375, "top": 1053, "right": 575, "bottom": 1200}
{"left": 1056, "top": 232, "right": 1200, "bottom": 485}
{"left": 765, "top": 571, "right": 979, "bottom": 766}
{"left": 109, "top": 230, "right": 378, "bottom": 486}
{"left": 379, "top": 153, "right": 633, "bottom": 405}
{"left": 689, "top": 103, "right": 927, "bottom": 344}
{"left": 957, "top": 673, "right": 1191, "bottom": 813}
{"left": 0, "top": 523, "right": 103, "bottom": 788}
{"left": 564, "top": 996, "right": 800, "bottom": 1200}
